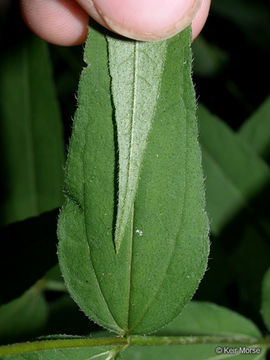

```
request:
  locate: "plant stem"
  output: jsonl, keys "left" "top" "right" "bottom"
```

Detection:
{"left": 129, "top": 335, "right": 269, "bottom": 346}
{"left": 0, "top": 338, "right": 126, "bottom": 357}
{"left": 1, "top": 335, "right": 269, "bottom": 357}
{"left": 35, "top": 279, "right": 67, "bottom": 292}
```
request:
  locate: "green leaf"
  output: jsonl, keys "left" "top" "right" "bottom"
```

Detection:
{"left": 107, "top": 36, "right": 167, "bottom": 252}
{"left": 0, "top": 287, "right": 48, "bottom": 344}
{"left": 198, "top": 105, "right": 270, "bottom": 234}
{"left": 197, "top": 105, "right": 270, "bottom": 315}
{"left": 0, "top": 346, "right": 121, "bottom": 360}
{"left": 121, "top": 344, "right": 266, "bottom": 360}
{"left": 157, "top": 301, "right": 261, "bottom": 338}
{"left": 192, "top": 36, "right": 228, "bottom": 78}
{"left": 58, "top": 26, "right": 209, "bottom": 335}
{"left": 239, "top": 96, "right": 270, "bottom": 162}
{"left": 121, "top": 301, "right": 265, "bottom": 360}
{"left": 0, "top": 300, "right": 265, "bottom": 359}
{"left": 43, "top": 265, "right": 63, "bottom": 283}
{"left": 262, "top": 267, "right": 270, "bottom": 331}
{"left": 0, "top": 35, "right": 65, "bottom": 225}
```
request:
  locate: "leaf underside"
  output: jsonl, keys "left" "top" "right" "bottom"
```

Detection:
{"left": 107, "top": 37, "right": 167, "bottom": 252}
{"left": 58, "top": 26, "right": 209, "bottom": 335}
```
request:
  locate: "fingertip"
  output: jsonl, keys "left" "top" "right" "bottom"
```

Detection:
{"left": 20, "top": 0, "right": 89, "bottom": 46}
{"left": 192, "top": 0, "right": 211, "bottom": 39}
{"left": 77, "top": 0, "right": 202, "bottom": 41}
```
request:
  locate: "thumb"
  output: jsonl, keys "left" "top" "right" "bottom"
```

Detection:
{"left": 75, "top": 0, "right": 205, "bottom": 41}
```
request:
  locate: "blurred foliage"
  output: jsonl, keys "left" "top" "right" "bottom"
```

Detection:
{"left": 240, "top": 96, "right": 270, "bottom": 164}
{"left": 0, "top": 5, "right": 65, "bottom": 226}
{"left": 191, "top": 0, "right": 270, "bottom": 337}
{"left": 0, "top": 0, "right": 269, "bottom": 354}
{"left": 0, "top": 287, "right": 48, "bottom": 343}
{"left": 193, "top": 0, "right": 270, "bottom": 129}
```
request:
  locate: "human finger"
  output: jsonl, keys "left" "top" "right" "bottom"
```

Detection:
{"left": 20, "top": 0, "right": 89, "bottom": 46}
{"left": 76, "top": 0, "right": 209, "bottom": 41}
{"left": 192, "top": 0, "right": 211, "bottom": 39}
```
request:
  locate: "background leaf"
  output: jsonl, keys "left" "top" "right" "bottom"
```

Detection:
{"left": 192, "top": 36, "right": 229, "bottom": 78}
{"left": 0, "top": 302, "right": 265, "bottom": 359}
{"left": 262, "top": 267, "right": 270, "bottom": 331}
{"left": 199, "top": 104, "right": 270, "bottom": 235}
{"left": 0, "top": 287, "right": 48, "bottom": 344}
{"left": 239, "top": 95, "right": 270, "bottom": 164}
{"left": 58, "top": 26, "right": 209, "bottom": 335}
{"left": 197, "top": 104, "right": 270, "bottom": 325}
{"left": 120, "top": 301, "right": 265, "bottom": 360}
{"left": 1, "top": 346, "right": 120, "bottom": 360}
{"left": 120, "top": 344, "right": 266, "bottom": 360}
{"left": 157, "top": 301, "right": 261, "bottom": 338}
{"left": 0, "top": 33, "right": 65, "bottom": 225}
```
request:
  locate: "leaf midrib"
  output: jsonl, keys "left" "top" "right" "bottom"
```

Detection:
{"left": 124, "top": 41, "right": 138, "bottom": 332}
{"left": 115, "top": 42, "right": 138, "bottom": 254}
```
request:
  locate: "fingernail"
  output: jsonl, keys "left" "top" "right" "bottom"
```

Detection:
{"left": 79, "top": 0, "right": 202, "bottom": 41}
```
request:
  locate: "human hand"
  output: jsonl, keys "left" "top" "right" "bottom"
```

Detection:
{"left": 20, "top": 0, "right": 211, "bottom": 46}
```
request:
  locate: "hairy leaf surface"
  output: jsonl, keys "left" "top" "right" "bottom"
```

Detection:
{"left": 58, "top": 26, "right": 209, "bottom": 335}
{"left": 108, "top": 38, "right": 167, "bottom": 252}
